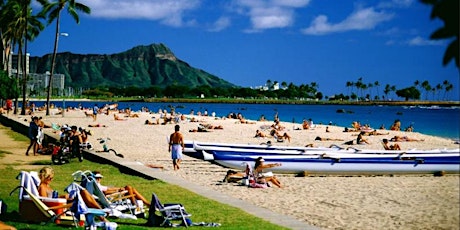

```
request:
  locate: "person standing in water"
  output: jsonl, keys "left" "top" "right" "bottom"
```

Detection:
{"left": 169, "top": 125, "right": 185, "bottom": 170}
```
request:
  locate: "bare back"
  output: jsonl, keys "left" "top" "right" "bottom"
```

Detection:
{"left": 170, "top": 132, "right": 184, "bottom": 146}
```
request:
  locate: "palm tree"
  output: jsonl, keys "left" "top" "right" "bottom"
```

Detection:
{"left": 281, "top": 81, "right": 287, "bottom": 90}
{"left": 421, "top": 0, "right": 459, "bottom": 70}
{"left": 1, "top": 0, "right": 27, "bottom": 114}
{"left": 384, "top": 84, "right": 391, "bottom": 100}
{"left": 346, "top": 81, "right": 353, "bottom": 98}
{"left": 38, "top": 0, "right": 90, "bottom": 116}
{"left": 421, "top": 80, "right": 431, "bottom": 100}
{"left": 442, "top": 80, "right": 450, "bottom": 100}
{"left": 374, "top": 81, "right": 380, "bottom": 100}
{"left": 265, "top": 79, "right": 272, "bottom": 90}
{"left": 367, "top": 82, "right": 373, "bottom": 100}
{"left": 16, "top": 0, "right": 44, "bottom": 115}
{"left": 435, "top": 83, "right": 442, "bottom": 101}
{"left": 444, "top": 83, "right": 453, "bottom": 100}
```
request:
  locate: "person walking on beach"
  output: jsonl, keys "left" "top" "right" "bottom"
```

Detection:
{"left": 25, "top": 116, "right": 39, "bottom": 156}
{"left": 92, "top": 104, "right": 99, "bottom": 121}
{"left": 169, "top": 125, "right": 185, "bottom": 171}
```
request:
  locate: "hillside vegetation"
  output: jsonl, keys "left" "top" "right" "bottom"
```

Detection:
{"left": 29, "top": 43, "right": 236, "bottom": 89}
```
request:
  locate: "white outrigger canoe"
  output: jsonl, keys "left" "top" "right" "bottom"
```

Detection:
{"left": 199, "top": 145, "right": 460, "bottom": 175}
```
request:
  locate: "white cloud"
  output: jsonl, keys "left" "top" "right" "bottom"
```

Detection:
{"left": 208, "top": 16, "right": 231, "bottom": 32}
{"left": 80, "top": 0, "right": 201, "bottom": 27}
{"left": 407, "top": 36, "right": 444, "bottom": 46}
{"left": 232, "top": 0, "right": 310, "bottom": 31}
{"left": 301, "top": 7, "right": 394, "bottom": 35}
{"left": 378, "top": 0, "right": 414, "bottom": 8}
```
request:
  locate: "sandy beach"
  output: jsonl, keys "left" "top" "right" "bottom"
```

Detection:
{"left": 3, "top": 108, "right": 459, "bottom": 230}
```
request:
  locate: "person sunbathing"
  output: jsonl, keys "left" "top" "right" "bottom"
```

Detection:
{"left": 92, "top": 172, "right": 150, "bottom": 208}
{"left": 88, "top": 123, "right": 107, "bottom": 127}
{"left": 302, "top": 120, "right": 310, "bottom": 130}
{"left": 114, "top": 114, "right": 127, "bottom": 121}
{"left": 200, "top": 123, "right": 224, "bottom": 129}
{"left": 390, "top": 135, "right": 424, "bottom": 142}
{"left": 270, "top": 129, "right": 291, "bottom": 143}
{"left": 189, "top": 126, "right": 210, "bottom": 132}
{"left": 356, "top": 131, "right": 371, "bottom": 144}
{"left": 255, "top": 129, "right": 268, "bottom": 138}
{"left": 390, "top": 119, "right": 401, "bottom": 131}
{"left": 352, "top": 130, "right": 389, "bottom": 136}
{"left": 254, "top": 157, "right": 282, "bottom": 188}
{"left": 314, "top": 136, "right": 344, "bottom": 141}
{"left": 382, "top": 139, "right": 401, "bottom": 150}
{"left": 145, "top": 119, "right": 159, "bottom": 125}
{"left": 37, "top": 167, "right": 108, "bottom": 221}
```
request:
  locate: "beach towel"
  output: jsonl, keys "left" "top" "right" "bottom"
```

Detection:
{"left": 16, "top": 171, "right": 40, "bottom": 201}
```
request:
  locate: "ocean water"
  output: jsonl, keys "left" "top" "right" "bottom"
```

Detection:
{"left": 34, "top": 101, "right": 460, "bottom": 140}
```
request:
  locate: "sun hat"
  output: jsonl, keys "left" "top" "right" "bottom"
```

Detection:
{"left": 94, "top": 173, "right": 103, "bottom": 178}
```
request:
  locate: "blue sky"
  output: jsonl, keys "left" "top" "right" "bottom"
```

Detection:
{"left": 28, "top": 0, "right": 459, "bottom": 100}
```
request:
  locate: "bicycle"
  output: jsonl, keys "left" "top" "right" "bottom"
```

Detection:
{"left": 96, "top": 138, "right": 124, "bottom": 158}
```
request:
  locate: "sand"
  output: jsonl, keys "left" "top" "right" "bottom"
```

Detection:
{"left": 3, "top": 108, "right": 459, "bottom": 230}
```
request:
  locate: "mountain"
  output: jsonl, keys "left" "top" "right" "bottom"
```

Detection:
{"left": 29, "top": 43, "right": 236, "bottom": 89}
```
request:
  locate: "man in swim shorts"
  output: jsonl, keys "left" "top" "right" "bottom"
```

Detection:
{"left": 169, "top": 125, "right": 185, "bottom": 170}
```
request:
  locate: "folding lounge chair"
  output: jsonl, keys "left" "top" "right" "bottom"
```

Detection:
{"left": 13, "top": 171, "right": 80, "bottom": 226}
{"left": 148, "top": 193, "right": 191, "bottom": 227}
{"left": 72, "top": 170, "right": 143, "bottom": 218}
{"left": 10, "top": 185, "right": 85, "bottom": 227}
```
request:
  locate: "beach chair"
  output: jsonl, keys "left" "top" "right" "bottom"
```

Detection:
{"left": 13, "top": 171, "right": 78, "bottom": 225}
{"left": 72, "top": 170, "right": 143, "bottom": 217}
{"left": 9, "top": 185, "right": 84, "bottom": 227}
{"left": 148, "top": 193, "right": 191, "bottom": 227}
{"left": 64, "top": 182, "right": 118, "bottom": 228}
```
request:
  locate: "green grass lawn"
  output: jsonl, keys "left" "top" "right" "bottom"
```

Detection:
{"left": 0, "top": 131, "right": 288, "bottom": 229}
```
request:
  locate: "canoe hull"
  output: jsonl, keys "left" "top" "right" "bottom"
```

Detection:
{"left": 209, "top": 153, "right": 460, "bottom": 175}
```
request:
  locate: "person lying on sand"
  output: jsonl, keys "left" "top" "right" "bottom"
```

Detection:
{"left": 145, "top": 119, "right": 159, "bottom": 125}
{"left": 88, "top": 123, "right": 107, "bottom": 127}
{"left": 352, "top": 130, "right": 389, "bottom": 136}
{"left": 315, "top": 136, "right": 344, "bottom": 141}
{"left": 390, "top": 135, "right": 424, "bottom": 142}
{"left": 343, "top": 127, "right": 358, "bottom": 132}
{"left": 200, "top": 123, "right": 224, "bottom": 129}
{"left": 255, "top": 129, "right": 268, "bottom": 138}
{"left": 114, "top": 114, "right": 127, "bottom": 121}
{"left": 189, "top": 126, "right": 210, "bottom": 132}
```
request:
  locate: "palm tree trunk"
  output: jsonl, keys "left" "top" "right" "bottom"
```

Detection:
{"left": 14, "top": 48, "right": 22, "bottom": 115}
{"left": 46, "top": 13, "right": 61, "bottom": 116}
{"left": 21, "top": 38, "right": 28, "bottom": 115}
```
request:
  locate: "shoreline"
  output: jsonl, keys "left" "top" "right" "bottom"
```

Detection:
{"left": 1, "top": 110, "right": 459, "bottom": 230}
{"left": 22, "top": 97, "right": 460, "bottom": 106}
